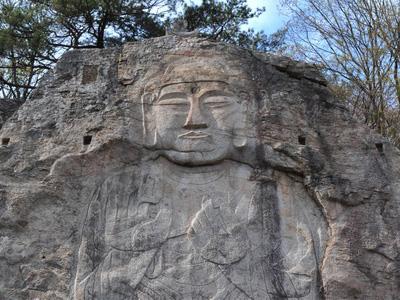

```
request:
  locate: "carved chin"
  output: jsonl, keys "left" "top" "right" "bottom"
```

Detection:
{"left": 160, "top": 149, "right": 230, "bottom": 166}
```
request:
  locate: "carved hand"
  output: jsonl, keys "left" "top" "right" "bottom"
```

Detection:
{"left": 132, "top": 208, "right": 172, "bottom": 251}
{"left": 188, "top": 198, "right": 249, "bottom": 265}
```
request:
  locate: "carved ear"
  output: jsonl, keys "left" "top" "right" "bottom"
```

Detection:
{"left": 233, "top": 123, "right": 247, "bottom": 148}
{"left": 141, "top": 92, "right": 157, "bottom": 147}
{"left": 233, "top": 92, "right": 249, "bottom": 149}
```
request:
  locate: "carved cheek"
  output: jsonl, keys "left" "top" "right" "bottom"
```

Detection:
{"left": 155, "top": 106, "right": 187, "bottom": 129}
{"left": 210, "top": 108, "right": 237, "bottom": 131}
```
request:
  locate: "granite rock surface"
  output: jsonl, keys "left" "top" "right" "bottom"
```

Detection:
{"left": 0, "top": 36, "right": 399, "bottom": 299}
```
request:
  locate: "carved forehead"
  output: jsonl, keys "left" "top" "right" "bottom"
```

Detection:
{"left": 144, "top": 56, "right": 252, "bottom": 93}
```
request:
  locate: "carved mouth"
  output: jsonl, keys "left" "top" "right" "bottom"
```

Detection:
{"left": 178, "top": 131, "right": 210, "bottom": 139}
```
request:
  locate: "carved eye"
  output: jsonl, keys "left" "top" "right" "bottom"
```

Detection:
{"left": 203, "top": 96, "right": 233, "bottom": 108}
{"left": 157, "top": 92, "right": 188, "bottom": 107}
{"left": 157, "top": 99, "right": 189, "bottom": 106}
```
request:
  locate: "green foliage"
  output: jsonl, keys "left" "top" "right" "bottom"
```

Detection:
{"left": 184, "top": 0, "right": 262, "bottom": 40}
{"left": 183, "top": 0, "right": 287, "bottom": 51}
{"left": 0, "top": 0, "right": 55, "bottom": 99}
{"left": 0, "top": 2, "right": 51, "bottom": 56}
{"left": 0, "top": 0, "right": 287, "bottom": 101}
{"left": 37, "top": 0, "right": 176, "bottom": 47}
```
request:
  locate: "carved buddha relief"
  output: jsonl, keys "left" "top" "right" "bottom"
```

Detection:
{"left": 73, "top": 56, "right": 327, "bottom": 299}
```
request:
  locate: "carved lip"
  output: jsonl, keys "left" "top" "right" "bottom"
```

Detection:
{"left": 178, "top": 131, "right": 209, "bottom": 139}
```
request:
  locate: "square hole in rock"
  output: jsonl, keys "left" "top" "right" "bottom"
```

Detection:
{"left": 375, "top": 143, "right": 383, "bottom": 153}
{"left": 83, "top": 135, "right": 92, "bottom": 145}
{"left": 81, "top": 65, "right": 98, "bottom": 84}
{"left": 298, "top": 135, "right": 306, "bottom": 145}
{"left": 2, "top": 138, "right": 10, "bottom": 145}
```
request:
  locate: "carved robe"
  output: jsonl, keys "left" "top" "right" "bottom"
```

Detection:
{"left": 74, "top": 158, "right": 323, "bottom": 299}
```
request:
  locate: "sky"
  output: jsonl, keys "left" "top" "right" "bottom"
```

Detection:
{"left": 245, "top": 0, "right": 288, "bottom": 34}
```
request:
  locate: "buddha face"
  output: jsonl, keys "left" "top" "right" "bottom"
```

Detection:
{"left": 146, "top": 81, "right": 247, "bottom": 166}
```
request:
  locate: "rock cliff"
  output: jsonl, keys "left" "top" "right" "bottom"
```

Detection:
{"left": 0, "top": 36, "right": 399, "bottom": 299}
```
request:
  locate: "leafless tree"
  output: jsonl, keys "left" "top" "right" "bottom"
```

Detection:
{"left": 282, "top": 0, "right": 400, "bottom": 145}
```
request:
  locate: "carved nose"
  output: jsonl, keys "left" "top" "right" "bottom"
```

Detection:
{"left": 183, "top": 101, "right": 208, "bottom": 129}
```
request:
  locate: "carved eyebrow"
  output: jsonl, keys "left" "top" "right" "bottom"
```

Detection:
{"left": 158, "top": 91, "right": 187, "bottom": 102}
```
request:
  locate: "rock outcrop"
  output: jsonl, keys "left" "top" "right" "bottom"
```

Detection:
{"left": 0, "top": 36, "right": 399, "bottom": 300}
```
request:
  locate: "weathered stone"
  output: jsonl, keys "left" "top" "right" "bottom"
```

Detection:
{"left": 0, "top": 36, "right": 399, "bottom": 300}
